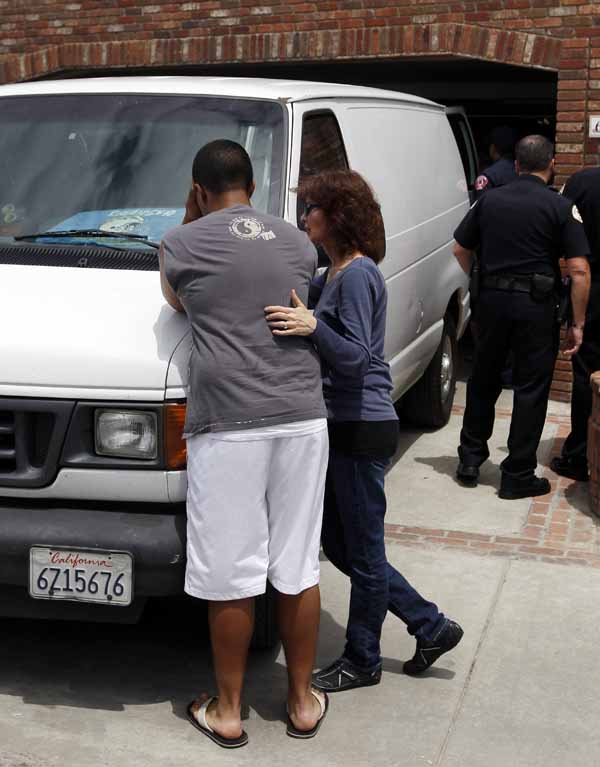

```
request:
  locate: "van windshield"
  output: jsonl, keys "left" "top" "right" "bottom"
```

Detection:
{"left": 0, "top": 94, "right": 285, "bottom": 249}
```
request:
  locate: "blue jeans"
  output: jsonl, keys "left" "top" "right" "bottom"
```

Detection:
{"left": 322, "top": 448, "right": 446, "bottom": 671}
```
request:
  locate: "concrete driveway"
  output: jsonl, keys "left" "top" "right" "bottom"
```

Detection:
{"left": 1, "top": 382, "right": 599, "bottom": 767}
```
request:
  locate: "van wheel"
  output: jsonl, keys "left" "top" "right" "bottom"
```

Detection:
{"left": 401, "top": 313, "right": 458, "bottom": 428}
{"left": 250, "top": 583, "right": 279, "bottom": 651}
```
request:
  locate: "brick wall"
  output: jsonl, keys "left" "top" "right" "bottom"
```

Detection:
{"left": 0, "top": 0, "right": 600, "bottom": 175}
{"left": 1, "top": 1, "right": 598, "bottom": 174}
{"left": 0, "top": 0, "right": 598, "bottom": 402}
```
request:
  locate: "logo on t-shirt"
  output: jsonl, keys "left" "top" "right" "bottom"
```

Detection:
{"left": 229, "top": 216, "right": 276, "bottom": 241}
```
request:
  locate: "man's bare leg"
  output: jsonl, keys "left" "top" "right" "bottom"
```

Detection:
{"left": 278, "top": 585, "right": 323, "bottom": 731}
{"left": 191, "top": 597, "right": 254, "bottom": 739}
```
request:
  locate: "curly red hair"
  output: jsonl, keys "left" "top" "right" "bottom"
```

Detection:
{"left": 297, "top": 170, "right": 386, "bottom": 264}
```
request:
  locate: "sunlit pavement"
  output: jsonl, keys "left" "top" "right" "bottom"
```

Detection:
{"left": 0, "top": 381, "right": 598, "bottom": 767}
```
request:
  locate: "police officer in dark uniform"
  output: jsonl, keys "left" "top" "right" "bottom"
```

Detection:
{"left": 550, "top": 167, "right": 600, "bottom": 481}
{"left": 453, "top": 135, "right": 591, "bottom": 499}
{"left": 474, "top": 126, "right": 517, "bottom": 198}
{"left": 472, "top": 126, "right": 518, "bottom": 386}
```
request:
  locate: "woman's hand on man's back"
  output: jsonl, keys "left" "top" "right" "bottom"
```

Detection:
{"left": 265, "top": 289, "right": 317, "bottom": 337}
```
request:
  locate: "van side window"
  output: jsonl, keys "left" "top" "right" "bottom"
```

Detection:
{"left": 297, "top": 112, "right": 349, "bottom": 233}
{"left": 448, "top": 113, "right": 477, "bottom": 197}
{"left": 299, "top": 112, "right": 349, "bottom": 180}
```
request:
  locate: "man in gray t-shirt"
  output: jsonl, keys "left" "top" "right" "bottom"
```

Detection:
{"left": 162, "top": 202, "right": 325, "bottom": 437}
{"left": 159, "top": 140, "right": 329, "bottom": 746}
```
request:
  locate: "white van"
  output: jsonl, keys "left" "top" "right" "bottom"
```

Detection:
{"left": 0, "top": 77, "right": 470, "bottom": 645}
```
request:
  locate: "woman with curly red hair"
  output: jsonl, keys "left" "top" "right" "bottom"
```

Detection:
{"left": 265, "top": 169, "right": 463, "bottom": 691}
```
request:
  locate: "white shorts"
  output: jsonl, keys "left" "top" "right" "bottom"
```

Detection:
{"left": 184, "top": 418, "right": 328, "bottom": 601}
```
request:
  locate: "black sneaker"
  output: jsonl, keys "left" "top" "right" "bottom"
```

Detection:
{"left": 403, "top": 620, "right": 464, "bottom": 676}
{"left": 312, "top": 657, "right": 381, "bottom": 693}
{"left": 499, "top": 474, "right": 550, "bottom": 500}
{"left": 550, "top": 456, "right": 589, "bottom": 482}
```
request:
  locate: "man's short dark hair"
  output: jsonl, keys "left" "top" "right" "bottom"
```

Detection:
{"left": 515, "top": 135, "right": 554, "bottom": 173}
{"left": 490, "top": 126, "right": 516, "bottom": 157}
{"left": 192, "top": 139, "right": 253, "bottom": 194}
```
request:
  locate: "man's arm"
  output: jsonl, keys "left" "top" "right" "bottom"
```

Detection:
{"left": 453, "top": 242, "right": 475, "bottom": 275}
{"left": 563, "top": 256, "right": 590, "bottom": 357}
{"left": 567, "top": 256, "right": 591, "bottom": 328}
{"left": 159, "top": 245, "right": 185, "bottom": 313}
{"left": 560, "top": 196, "right": 591, "bottom": 355}
{"left": 452, "top": 201, "right": 480, "bottom": 274}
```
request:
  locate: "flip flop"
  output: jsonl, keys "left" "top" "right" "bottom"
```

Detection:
{"left": 186, "top": 697, "right": 249, "bottom": 749}
{"left": 286, "top": 689, "right": 329, "bottom": 739}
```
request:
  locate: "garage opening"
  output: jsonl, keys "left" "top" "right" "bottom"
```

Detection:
{"left": 271, "top": 57, "right": 558, "bottom": 172}
{"left": 44, "top": 55, "right": 557, "bottom": 180}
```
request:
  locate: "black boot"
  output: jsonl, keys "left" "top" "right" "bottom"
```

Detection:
{"left": 550, "top": 456, "right": 589, "bottom": 482}
{"left": 499, "top": 473, "right": 550, "bottom": 500}
{"left": 456, "top": 463, "right": 479, "bottom": 487}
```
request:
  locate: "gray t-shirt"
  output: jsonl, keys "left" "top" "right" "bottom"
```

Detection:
{"left": 162, "top": 204, "right": 326, "bottom": 437}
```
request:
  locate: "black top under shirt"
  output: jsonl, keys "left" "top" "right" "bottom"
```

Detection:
{"left": 562, "top": 168, "right": 600, "bottom": 279}
{"left": 454, "top": 174, "right": 590, "bottom": 277}
{"left": 327, "top": 419, "right": 399, "bottom": 459}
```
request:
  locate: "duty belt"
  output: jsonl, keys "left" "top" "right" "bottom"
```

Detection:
{"left": 481, "top": 273, "right": 534, "bottom": 293}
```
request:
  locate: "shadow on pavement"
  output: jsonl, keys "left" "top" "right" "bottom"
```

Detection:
{"left": 564, "top": 481, "right": 599, "bottom": 521}
{"left": 0, "top": 599, "right": 350, "bottom": 728}
{"left": 381, "top": 656, "right": 456, "bottom": 680}
{"left": 412, "top": 454, "right": 500, "bottom": 490}
{"left": 0, "top": 603, "right": 213, "bottom": 713}
{"left": 387, "top": 422, "right": 434, "bottom": 473}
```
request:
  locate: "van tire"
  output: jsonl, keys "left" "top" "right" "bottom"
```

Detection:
{"left": 250, "top": 583, "right": 279, "bottom": 651}
{"left": 401, "top": 313, "right": 458, "bottom": 428}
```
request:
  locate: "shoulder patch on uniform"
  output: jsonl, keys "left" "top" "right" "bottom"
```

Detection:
{"left": 474, "top": 175, "right": 489, "bottom": 192}
{"left": 572, "top": 205, "right": 583, "bottom": 223}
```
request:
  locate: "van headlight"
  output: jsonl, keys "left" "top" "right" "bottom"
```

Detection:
{"left": 94, "top": 410, "right": 158, "bottom": 459}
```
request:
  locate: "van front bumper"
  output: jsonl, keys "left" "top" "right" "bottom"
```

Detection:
{"left": 0, "top": 502, "right": 186, "bottom": 596}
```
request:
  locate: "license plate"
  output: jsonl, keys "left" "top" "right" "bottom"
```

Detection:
{"left": 29, "top": 546, "right": 133, "bottom": 606}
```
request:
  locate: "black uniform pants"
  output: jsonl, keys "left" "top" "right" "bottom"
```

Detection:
{"left": 561, "top": 280, "right": 600, "bottom": 468}
{"left": 459, "top": 288, "right": 559, "bottom": 479}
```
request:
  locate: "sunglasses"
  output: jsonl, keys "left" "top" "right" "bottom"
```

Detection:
{"left": 302, "top": 203, "right": 321, "bottom": 218}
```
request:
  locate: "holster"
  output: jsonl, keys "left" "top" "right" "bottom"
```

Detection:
{"left": 530, "top": 273, "right": 556, "bottom": 303}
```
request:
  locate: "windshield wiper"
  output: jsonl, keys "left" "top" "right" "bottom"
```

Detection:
{"left": 14, "top": 229, "right": 160, "bottom": 249}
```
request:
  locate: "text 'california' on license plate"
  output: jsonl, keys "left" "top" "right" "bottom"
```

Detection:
{"left": 29, "top": 546, "right": 133, "bottom": 606}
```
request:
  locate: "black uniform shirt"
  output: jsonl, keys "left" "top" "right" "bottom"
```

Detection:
{"left": 454, "top": 174, "right": 590, "bottom": 276}
{"left": 562, "top": 167, "right": 600, "bottom": 278}
{"left": 474, "top": 156, "right": 517, "bottom": 197}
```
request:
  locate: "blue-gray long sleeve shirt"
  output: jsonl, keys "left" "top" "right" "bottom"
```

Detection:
{"left": 309, "top": 257, "right": 397, "bottom": 423}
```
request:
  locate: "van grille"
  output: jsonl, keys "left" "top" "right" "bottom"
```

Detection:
{"left": 0, "top": 411, "right": 16, "bottom": 473}
{"left": 0, "top": 400, "right": 74, "bottom": 488}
